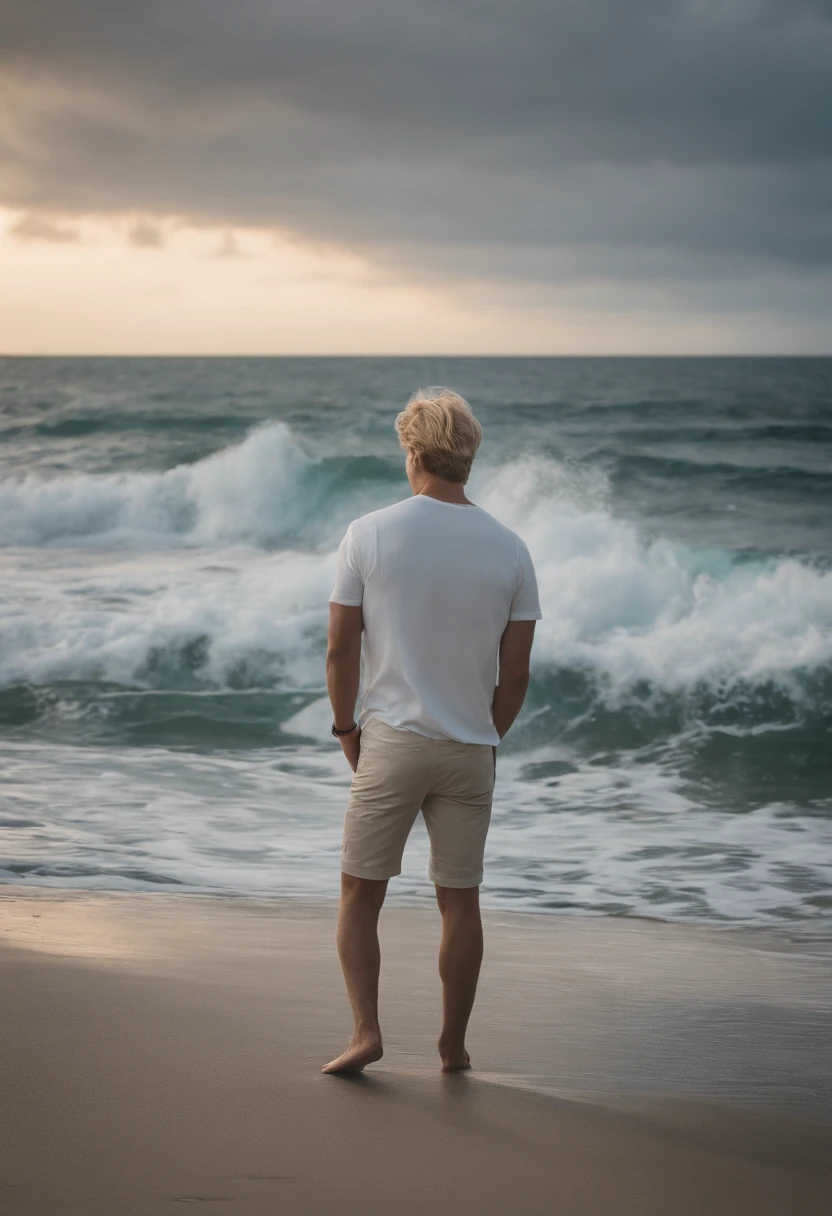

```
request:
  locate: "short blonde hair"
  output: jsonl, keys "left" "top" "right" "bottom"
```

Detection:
{"left": 395, "top": 387, "right": 483, "bottom": 483}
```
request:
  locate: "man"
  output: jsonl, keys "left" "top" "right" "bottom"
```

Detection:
{"left": 323, "top": 387, "right": 541, "bottom": 1075}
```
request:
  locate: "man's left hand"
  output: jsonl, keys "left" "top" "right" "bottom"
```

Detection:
{"left": 340, "top": 727, "right": 361, "bottom": 772}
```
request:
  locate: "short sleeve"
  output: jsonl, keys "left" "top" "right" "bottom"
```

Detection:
{"left": 509, "top": 537, "right": 542, "bottom": 621}
{"left": 330, "top": 524, "right": 365, "bottom": 606}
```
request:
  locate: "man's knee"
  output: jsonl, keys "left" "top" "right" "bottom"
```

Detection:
{"left": 341, "top": 872, "right": 388, "bottom": 909}
{"left": 435, "top": 883, "right": 480, "bottom": 916}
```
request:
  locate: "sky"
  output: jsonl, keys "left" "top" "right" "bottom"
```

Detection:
{"left": 1, "top": 0, "right": 831, "bottom": 355}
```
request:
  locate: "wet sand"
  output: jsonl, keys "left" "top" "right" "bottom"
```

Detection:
{"left": 1, "top": 887, "right": 831, "bottom": 1215}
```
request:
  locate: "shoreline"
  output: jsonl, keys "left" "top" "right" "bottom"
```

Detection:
{"left": 2, "top": 886, "right": 831, "bottom": 1214}
{"left": 4, "top": 876, "right": 831, "bottom": 945}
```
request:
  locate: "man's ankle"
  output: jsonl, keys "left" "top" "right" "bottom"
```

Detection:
{"left": 438, "top": 1030, "right": 465, "bottom": 1054}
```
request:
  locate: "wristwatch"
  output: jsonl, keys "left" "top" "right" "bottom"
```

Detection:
{"left": 331, "top": 721, "right": 358, "bottom": 738}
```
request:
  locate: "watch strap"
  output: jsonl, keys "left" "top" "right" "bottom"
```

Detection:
{"left": 332, "top": 721, "right": 358, "bottom": 737}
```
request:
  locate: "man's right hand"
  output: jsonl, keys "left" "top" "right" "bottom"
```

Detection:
{"left": 340, "top": 726, "right": 362, "bottom": 773}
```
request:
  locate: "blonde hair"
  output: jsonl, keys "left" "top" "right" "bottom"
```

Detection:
{"left": 395, "top": 387, "right": 483, "bottom": 483}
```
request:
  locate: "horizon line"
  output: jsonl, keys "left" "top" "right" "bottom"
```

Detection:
{"left": 2, "top": 351, "right": 831, "bottom": 360}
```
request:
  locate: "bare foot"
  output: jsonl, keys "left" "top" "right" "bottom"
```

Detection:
{"left": 321, "top": 1035, "right": 383, "bottom": 1074}
{"left": 438, "top": 1037, "right": 471, "bottom": 1072}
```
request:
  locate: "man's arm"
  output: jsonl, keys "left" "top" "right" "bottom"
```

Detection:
{"left": 326, "top": 603, "right": 363, "bottom": 771}
{"left": 492, "top": 620, "right": 536, "bottom": 741}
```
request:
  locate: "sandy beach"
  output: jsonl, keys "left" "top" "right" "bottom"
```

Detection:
{"left": 1, "top": 888, "right": 830, "bottom": 1215}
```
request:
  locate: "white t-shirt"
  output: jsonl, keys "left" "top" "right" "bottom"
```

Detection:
{"left": 329, "top": 494, "right": 542, "bottom": 745}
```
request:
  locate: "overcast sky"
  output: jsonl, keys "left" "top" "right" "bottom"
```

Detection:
{"left": 1, "top": 0, "right": 831, "bottom": 353}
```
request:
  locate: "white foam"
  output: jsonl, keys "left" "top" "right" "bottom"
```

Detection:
{"left": 475, "top": 456, "right": 832, "bottom": 696}
{"left": 1, "top": 425, "right": 831, "bottom": 703}
{"left": 0, "top": 547, "right": 333, "bottom": 690}
{"left": 2, "top": 739, "right": 830, "bottom": 933}
{"left": 0, "top": 422, "right": 313, "bottom": 547}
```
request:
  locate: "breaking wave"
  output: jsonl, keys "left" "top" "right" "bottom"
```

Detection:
{"left": 1, "top": 423, "right": 831, "bottom": 754}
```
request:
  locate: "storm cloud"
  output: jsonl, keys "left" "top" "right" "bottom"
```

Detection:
{"left": 2, "top": 0, "right": 831, "bottom": 311}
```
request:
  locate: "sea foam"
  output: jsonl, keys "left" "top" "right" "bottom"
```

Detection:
{"left": 1, "top": 422, "right": 831, "bottom": 713}
{"left": 0, "top": 422, "right": 314, "bottom": 548}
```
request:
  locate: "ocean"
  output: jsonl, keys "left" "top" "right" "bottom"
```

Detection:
{"left": 1, "top": 357, "right": 830, "bottom": 936}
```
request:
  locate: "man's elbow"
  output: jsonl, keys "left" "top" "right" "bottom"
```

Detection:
{"left": 326, "top": 640, "right": 359, "bottom": 668}
{"left": 500, "top": 666, "right": 531, "bottom": 692}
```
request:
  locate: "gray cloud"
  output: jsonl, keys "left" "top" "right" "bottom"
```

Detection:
{"left": 10, "top": 211, "right": 81, "bottom": 243}
{"left": 127, "top": 220, "right": 164, "bottom": 248}
{"left": 1, "top": 0, "right": 831, "bottom": 321}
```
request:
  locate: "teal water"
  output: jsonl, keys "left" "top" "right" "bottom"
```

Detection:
{"left": 1, "top": 357, "right": 831, "bottom": 932}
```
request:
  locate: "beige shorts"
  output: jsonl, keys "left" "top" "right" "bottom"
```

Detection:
{"left": 341, "top": 718, "right": 495, "bottom": 889}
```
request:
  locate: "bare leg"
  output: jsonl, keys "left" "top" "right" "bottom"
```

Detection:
{"left": 322, "top": 873, "right": 388, "bottom": 1074}
{"left": 435, "top": 884, "right": 483, "bottom": 1072}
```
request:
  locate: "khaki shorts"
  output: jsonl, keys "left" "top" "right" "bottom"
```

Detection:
{"left": 341, "top": 718, "right": 495, "bottom": 889}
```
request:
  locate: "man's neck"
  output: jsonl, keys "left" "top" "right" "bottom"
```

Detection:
{"left": 416, "top": 477, "right": 472, "bottom": 506}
